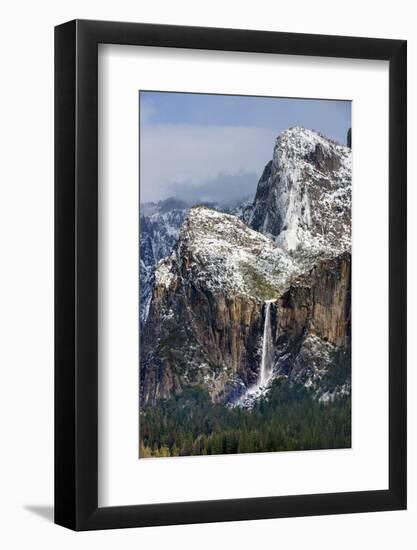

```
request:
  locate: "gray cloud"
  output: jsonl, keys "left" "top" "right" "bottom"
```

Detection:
{"left": 167, "top": 171, "right": 259, "bottom": 206}
{"left": 140, "top": 124, "right": 276, "bottom": 202}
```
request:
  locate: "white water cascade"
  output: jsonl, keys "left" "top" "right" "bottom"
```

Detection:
{"left": 234, "top": 299, "right": 276, "bottom": 408}
{"left": 258, "top": 300, "right": 275, "bottom": 388}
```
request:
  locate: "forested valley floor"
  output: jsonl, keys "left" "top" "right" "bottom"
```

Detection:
{"left": 139, "top": 380, "right": 351, "bottom": 458}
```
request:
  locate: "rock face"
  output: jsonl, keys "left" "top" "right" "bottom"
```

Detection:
{"left": 278, "top": 252, "right": 351, "bottom": 349}
{"left": 140, "top": 127, "right": 352, "bottom": 407}
{"left": 274, "top": 252, "right": 351, "bottom": 394}
{"left": 248, "top": 127, "right": 351, "bottom": 256}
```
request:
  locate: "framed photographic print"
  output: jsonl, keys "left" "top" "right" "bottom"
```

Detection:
{"left": 55, "top": 20, "right": 406, "bottom": 530}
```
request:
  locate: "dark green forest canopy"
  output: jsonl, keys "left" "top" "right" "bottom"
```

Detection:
{"left": 139, "top": 380, "right": 351, "bottom": 458}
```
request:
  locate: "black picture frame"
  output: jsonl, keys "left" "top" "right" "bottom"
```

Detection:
{"left": 55, "top": 19, "right": 407, "bottom": 531}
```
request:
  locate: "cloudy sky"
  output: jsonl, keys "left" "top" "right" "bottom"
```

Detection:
{"left": 139, "top": 91, "right": 351, "bottom": 204}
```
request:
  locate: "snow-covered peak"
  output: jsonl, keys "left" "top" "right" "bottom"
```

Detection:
{"left": 273, "top": 126, "right": 350, "bottom": 176}
{"left": 249, "top": 126, "right": 351, "bottom": 255}
{"left": 155, "top": 206, "right": 301, "bottom": 300}
{"left": 140, "top": 196, "right": 254, "bottom": 326}
{"left": 276, "top": 126, "right": 340, "bottom": 151}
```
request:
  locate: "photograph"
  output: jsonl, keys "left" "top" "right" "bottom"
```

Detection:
{"left": 139, "top": 91, "right": 352, "bottom": 458}
{"left": 0, "top": 2, "right": 409, "bottom": 543}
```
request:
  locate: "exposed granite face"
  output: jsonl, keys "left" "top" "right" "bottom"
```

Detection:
{"left": 141, "top": 284, "right": 263, "bottom": 406}
{"left": 274, "top": 252, "right": 351, "bottom": 389}
{"left": 306, "top": 141, "right": 342, "bottom": 173}
{"left": 277, "top": 252, "right": 351, "bottom": 348}
{"left": 248, "top": 160, "right": 282, "bottom": 235}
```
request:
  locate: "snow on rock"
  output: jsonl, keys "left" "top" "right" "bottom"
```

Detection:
{"left": 248, "top": 127, "right": 351, "bottom": 258}
{"left": 140, "top": 200, "right": 189, "bottom": 326}
{"left": 154, "top": 257, "right": 176, "bottom": 290}
{"left": 140, "top": 198, "right": 251, "bottom": 326}
{"left": 160, "top": 206, "right": 302, "bottom": 300}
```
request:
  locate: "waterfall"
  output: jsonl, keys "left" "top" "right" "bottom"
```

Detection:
{"left": 233, "top": 299, "right": 276, "bottom": 408}
{"left": 259, "top": 300, "right": 275, "bottom": 388}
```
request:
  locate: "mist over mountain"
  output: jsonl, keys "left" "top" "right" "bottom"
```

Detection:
{"left": 166, "top": 171, "right": 258, "bottom": 206}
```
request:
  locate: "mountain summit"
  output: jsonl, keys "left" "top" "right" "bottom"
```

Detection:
{"left": 248, "top": 127, "right": 351, "bottom": 255}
